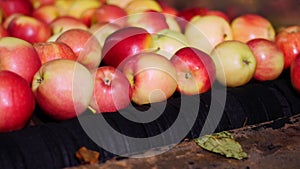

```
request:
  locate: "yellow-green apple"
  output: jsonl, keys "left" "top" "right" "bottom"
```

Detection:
{"left": 66, "top": 0, "right": 101, "bottom": 19}
{"left": 170, "top": 47, "right": 216, "bottom": 95}
{"left": 91, "top": 4, "right": 127, "bottom": 28}
{"left": 102, "top": 26, "right": 154, "bottom": 68}
{"left": 185, "top": 15, "right": 233, "bottom": 54}
{"left": 33, "top": 41, "right": 77, "bottom": 65}
{"left": 290, "top": 54, "right": 300, "bottom": 93}
{"left": 32, "top": 59, "right": 94, "bottom": 120}
{"left": 275, "top": 25, "right": 300, "bottom": 69}
{"left": 7, "top": 15, "right": 51, "bottom": 43}
{"left": 210, "top": 40, "right": 256, "bottom": 87}
{"left": 55, "top": 29, "right": 102, "bottom": 71}
{"left": 89, "top": 66, "right": 132, "bottom": 113}
{"left": 0, "top": 0, "right": 33, "bottom": 19}
{"left": 0, "top": 70, "right": 35, "bottom": 132}
{"left": 124, "top": 0, "right": 162, "bottom": 14}
{"left": 127, "top": 11, "right": 169, "bottom": 34}
{"left": 89, "top": 22, "right": 121, "bottom": 47}
{"left": 152, "top": 29, "right": 189, "bottom": 59}
{"left": 50, "top": 16, "right": 88, "bottom": 35}
{"left": 231, "top": 14, "right": 275, "bottom": 43}
{"left": 32, "top": 4, "right": 59, "bottom": 24}
{"left": 247, "top": 38, "right": 284, "bottom": 81}
{"left": 121, "top": 52, "right": 177, "bottom": 105}
{"left": 0, "top": 37, "right": 41, "bottom": 83}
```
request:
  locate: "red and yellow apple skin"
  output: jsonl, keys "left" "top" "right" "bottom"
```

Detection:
{"left": 247, "top": 38, "right": 284, "bottom": 81}
{"left": 0, "top": 37, "right": 42, "bottom": 84}
{"left": 31, "top": 59, "right": 94, "bottom": 121}
{"left": 0, "top": 71, "right": 35, "bottom": 132}
{"left": 291, "top": 54, "right": 300, "bottom": 93}
{"left": 275, "top": 25, "right": 300, "bottom": 69}
{"left": 90, "top": 66, "right": 132, "bottom": 113}
{"left": 32, "top": 4, "right": 59, "bottom": 24}
{"left": 170, "top": 47, "right": 216, "bottom": 95}
{"left": 231, "top": 14, "right": 275, "bottom": 43}
{"left": 121, "top": 52, "right": 177, "bottom": 105}
{"left": 102, "top": 26, "right": 154, "bottom": 68}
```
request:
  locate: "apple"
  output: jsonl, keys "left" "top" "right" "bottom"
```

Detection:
{"left": 0, "top": 0, "right": 33, "bottom": 19}
{"left": 152, "top": 29, "right": 189, "bottom": 60}
{"left": 102, "top": 26, "right": 154, "bottom": 68}
{"left": 124, "top": 0, "right": 162, "bottom": 14}
{"left": 170, "top": 47, "right": 216, "bottom": 95}
{"left": 32, "top": 59, "right": 94, "bottom": 120}
{"left": 33, "top": 41, "right": 77, "bottom": 65}
{"left": 127, "top": 11, "right": 169, "bottom": 34}
{"left": 275, "top": 25, "right": 300, "bottom": 69}
{"left": 7, "top": 15, "right": 52, "bottom": 43}
{"left": 91, "top": 4, "right": 128, "bottom": 28}
{"left": 105, "top": 0, "right": 134, "bottom": 9}
{"left": 50, "top": 16, "right": 88, "bottom": 35}
{"left": 121, "top": 52, "right": 177, "bottom": 105}
{"left": 55, "top": 29, "right": 102, "bottom": 71}
{"left": 231, "top": 14, "right": 276, "bottom": 43}
{"left": 0, "top": 37, "right": 41, "bottom": 84}
{"left": 80, "top": 7, "right": 98, "bottom": 27}
{"left": 89, "top": 22, "right": 121, "bottom": 47}
{"left": 0, "top": 70, "right": 35, "bottom": 132}
{"left": 2, "top": 13, "right": 22, "bottom": 29}
{"left": 210, "top": 40, "right": 256, "bottom": 87}
{"left": 89, "top": 66, "right": 132, "bottom": 113}
{"left": 66, "top": 0, "right": 101, "bottom": 19}
{"left": 32, "top": 4, "right": 60, "bottom": 24}
{"left": 247, "top": 38, "right": 284, "bottom": 81}
{"left": 290, "top": 54, "right": 300, "bottom": 93}
{"left": 185, "top": 15, "right": 233, "bottom": 54}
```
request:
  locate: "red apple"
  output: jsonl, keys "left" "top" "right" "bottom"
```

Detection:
{"left": 0, "top": 37, "right": 42, "bottom": 84}
{"left": 290, "top": 54, "right": 300, "bottom": 93}
{"left": 32, "top": 4, "right": 60, "bottom": 24}
{"left": 32, "top": 59, "right": 94, "bottom": 120}
{"left": 102, "top": 26, "right": 154, "bottom": 68}
{"left": 0, "top": 0, "right": 33, "bottom": 19}
{"left": 33, "top": 41, "right": 77, "bottom": 65}
{"left": 121, "top": 52, "right": 177, "bottom": 105}
{"left": 210, "top": 40, "right": 256, "bottom": 87}
{"left": 55, "top": 29, "right": 102, "bottom": 71}
{"left": 247, "top": 38, "right": 284, "bottom": 81}
{"left": 0, "top": 70, "right": 35, "bottom": 132}
{"left": 275, "top": 25, "right": 300, "bottom": 69}
{"left": 50, "top": 16, "right": 88, "bottom": 35}
{"left": 89, "top": 66, "right": 132, "bottom": 113}
{"left": 170, "top": 47, "right": 216, "bottom": 95}
{"left": 91, "top": 4, "right": 128, "bottom": 28}
{"left": 231, "top": 14, "right": 275, "bottom": 43}
{"left": 7, "top": 15, "right": 51, "bottom": 43}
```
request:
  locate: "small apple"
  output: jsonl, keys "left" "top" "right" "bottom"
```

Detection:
{"left": 102, "top": 26, "right": 154, "bottom": 68}
{"left": 32, "top": 59, "right": 94, "bottom": 120}
{"left": 55, "top": 29, "right": 102, "bottom": 71}
{"left": 185, "top": 15, "right": 233, "bottom": 54}
{"left": 0, "top": 70, "right": 35, "bottom": 132}
{"left": 33, "top": 41, "right": 77, "bottom": 65}
{"left": 121, "top": 52, "right": 177, "bottom": 105}
{"left": 32, "top": 4, "right": 60, "bottom": 24}
{"left": 247, "top": 38, "right": 284, "bottom": 81}
{"left": 231, "top": 14, "right": 275, "bottom": 43}
{"left": 290, "top": 54, "right": 300, "bottom": 93}
{"left": 89, "top": 66, "right": 132, "bottom": 113}
{"left": 275, "top": 25, "right": 300, "bottom": 69}
{"left": 0, "top": 37, "right": 41, "bottom": 84}
{"left": 7, "top": 15, "right": 51, "bottom": 43}
{"left": 210, "top": 40, "right": 256, "bottom": 87}
{"left": 170, "top": 47, "right": 216, "bottom": 95}
{"left": 124, "top": 0, "right": 162, "bottom": 14}
{"left": 50, "top": 16, "right": 88, "bottom": 35}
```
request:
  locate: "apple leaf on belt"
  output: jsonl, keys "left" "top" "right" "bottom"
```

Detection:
{"left": 194, "top": 131, "right": 248, "bottom": 160}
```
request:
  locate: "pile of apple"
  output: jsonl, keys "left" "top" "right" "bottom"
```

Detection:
{"left": 0, "top": 0, "right": 300, "bottom": 133}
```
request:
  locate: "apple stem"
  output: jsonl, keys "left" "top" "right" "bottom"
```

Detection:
{"left": 243, "top": 59, "right": 251, "bottom": 65}
{"left": 88, "top": 106, "right": 97, "bottom": 114}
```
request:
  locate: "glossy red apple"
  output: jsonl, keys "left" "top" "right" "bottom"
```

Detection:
{"left": 275, "top": 25, "right": 300, "bottom": 69}
{"left": 247, "top": 38, "right": 284, "bottom": 81}
{"left": 170, "top": 47, "right": 216, "bottom": 95}
{"left": 0, "top": 37, "right": 42, "bottom": 84}
{"left": 7, "top": 15, "right": 51, "bottom": 43}
{"left": 0, "top": 0, "right": 33, "bottom": 19}
{"left": 90, "top": 66, "right": 132, "bottom": 113}
{"left": 102, "top": 26, "right": 154, "bottom": 68}
{"left": 55, "top": 29, "right": 102, "bottom": 71}
{"left": 290, "top": 54, "right": 300, "bottom": 93}
{"left": 33, "top": 41, "right": 77, "bottom": 65}
{"left": 32, "top": 59, "right": 94, "bottom": 120}
{"left": 121, "top": 52, "right": 177, "bottom": 105}
{"left": 0, "top": 70, "right": 35, "bottom": 132}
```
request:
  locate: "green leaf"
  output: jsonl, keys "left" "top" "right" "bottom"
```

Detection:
{"left": 194, "top": 131, "right": 248, "bottom": 160}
